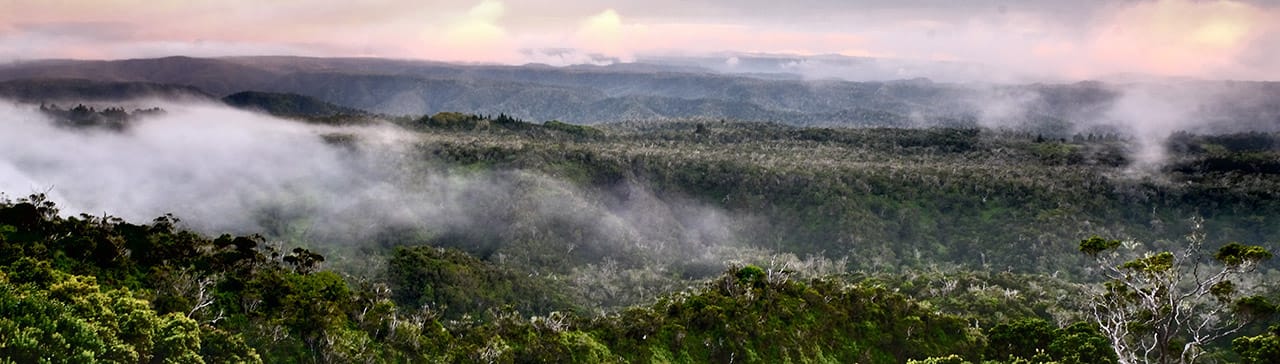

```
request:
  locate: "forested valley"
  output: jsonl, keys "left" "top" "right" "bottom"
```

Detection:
{"left": 2, "top": 99, "right": 1278, "bottom": 363}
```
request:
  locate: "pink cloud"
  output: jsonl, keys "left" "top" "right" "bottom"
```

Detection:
{"left": 1, "top": 0, "right": 1277, "bottom": 80}
{"left": 571, "top": 13, "right": 868, "bottom": 59}
{"left": 1088, "top": 1, "right": 1240, "bottom": 73}
{"left": 1072, "top": 0, "right": 1277, "bottom": 79}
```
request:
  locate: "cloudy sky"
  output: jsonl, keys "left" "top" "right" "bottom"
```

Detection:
{"left": 1, "top": 0, "right": 1276, "bottom": 80}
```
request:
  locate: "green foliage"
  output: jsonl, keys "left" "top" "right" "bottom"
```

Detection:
{"left": 907, "top": 354, "right": 969, "bottom": 364}
{"left": 1119, "top": 252, "right": 1175, "bottom": 274}
{"left": 34, "top": 103, "right": 166, "bottom": 131}
{"left": 0, "top": 196, "right": 264, "bottom": 362}
{"left": 408, "top": 112, "right": 603, "bottom": 141}
{"left": 0, "top": 277, "right": 105, "bottom": 363}
{"left": 0, "top": 272, "right": 204, "bottom": 363}
{"left": 197, "top": 327, "right": 261, "bottom": 363}
{"left": 222, "top": 91, "right": 367, "bottom": 119}
{"left": 406, "top": 120, "right": 1280, "bottom": 279}
{"left": 1210, "top": 281, "right": 1236, "bottom": 302}
{"left": 153, "top": 313, "right": 205, "bottom": 364}
{"left": 387, "top": 246, "right": 578, "bottom": 319}
{"left": 986, "top": 319, "right": 1054, "bottom": 361}
{"left": 587, "top": 269, "right": 983, "bottom": 363}
{"left": 556, "top": 331, "right": 615, "bottom": 363}
{"left": 1233, "top": 325, "right": 1280, "bottom": 364}
{"left": 1080, "top": 232, "right": 1277, "bottom": 363}
{"left": 0, "top": 196, "right": 1000, "bottom": 362}
{"left": 1046, "top": 322, "right": 1116, "bottom": 364}
{"left": 734, "top": 265, "right": 767, "bottom": 285}
{"left": 984, "top": 319, "right": 1115, "bottom": 364}
{"left": 1215, "top": 242, "right": 1273, "bottom": 267}
{"left": 282, "top": 247, "right": 326, "bottom": 274}
{"left": 6, "top": 111, "right": 1280, "bottom": 362}
{"left": 1078, "top": 236, "right": 1120, "bottom": 257}
{"left": 543, "top": 120, "right": 604, "bottom": 138}
{"left": 1234, "top": 296, "right": 1277, "bottom": 318}
{"left": 420, "top": 111, "right": 485, "bottom": 129}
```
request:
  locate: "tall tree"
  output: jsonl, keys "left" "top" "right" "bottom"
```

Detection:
{"left": 1078, "top": 220, "right": 1275, "bottom": 363}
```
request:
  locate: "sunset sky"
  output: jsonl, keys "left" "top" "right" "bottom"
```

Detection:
{"left": 1, "top": 0, "right": 1276, "bottom": 80}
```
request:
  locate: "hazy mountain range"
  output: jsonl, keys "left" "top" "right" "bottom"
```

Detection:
{"left": 1, "top": 56, "right": 1277, "bottom": 135}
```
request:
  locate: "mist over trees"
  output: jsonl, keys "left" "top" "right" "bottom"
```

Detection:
{"left": 1, "top": 56, "right": 1279, "bottom": 362}
{"left": 2, "top": 57, "right": 1278, "bottom": 137}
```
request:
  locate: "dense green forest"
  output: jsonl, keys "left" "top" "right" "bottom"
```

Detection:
{"left": 0, "top": 194, "right": 1116, "bottom": 363}
{"left": 381, "top": 113, "right": 1280, "bottom": 278}
{"left": 2, "top": 108, "right": 1279, "bottom": 363}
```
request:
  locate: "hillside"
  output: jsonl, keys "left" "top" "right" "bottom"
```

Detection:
{"left": 222, "top": 91, "right": 366, "bottom": 117}
{"left": 0, "top": 194, "right": 1115, "bottom": 363}
{"left": 379, "top": 116, "right": 1280, "bottom": 277}
{"left": 1, "top": 105, "right": 1278, "bottom": 363}
{"left": 3, "top": 57, "right": 1277, "bottom": 132}
{"left": 0, "top": 78, "right": 213, "bottom": 102}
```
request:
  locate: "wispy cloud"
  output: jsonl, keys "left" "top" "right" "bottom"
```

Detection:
{"left": 1, "top": 0, "right": 1276, "bottom": 80}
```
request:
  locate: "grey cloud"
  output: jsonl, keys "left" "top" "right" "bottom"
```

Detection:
{"left": 11, "top": 21, "right": 140, "bottom": 41}
{"left": 0, "top": 99, "right": 753, "bottom": 287}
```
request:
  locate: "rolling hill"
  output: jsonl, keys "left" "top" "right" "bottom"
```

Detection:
{"left": 1, "top": 56, "right": 1278, "bottom": 134}
{"left": 0, "top": 78, "right": 213, "bottom": 103}
{"left": 222, "top": 90, "right": 366, "bottom": 117}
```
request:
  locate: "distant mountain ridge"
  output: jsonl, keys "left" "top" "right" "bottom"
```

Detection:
{"left": 1, "top": 56, "right": 1278, "bottom": 134}
{"left": 0, "top": 78, "right": 213, "bottom": 103}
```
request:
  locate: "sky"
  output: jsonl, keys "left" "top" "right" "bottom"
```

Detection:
{"left": 1, "top": 0, "right": 1277, "bottom": 80}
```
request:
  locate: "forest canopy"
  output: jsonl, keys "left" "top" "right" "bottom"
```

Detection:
{"left": 1, "top": 105, "right": 1279, "bottom": 363}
